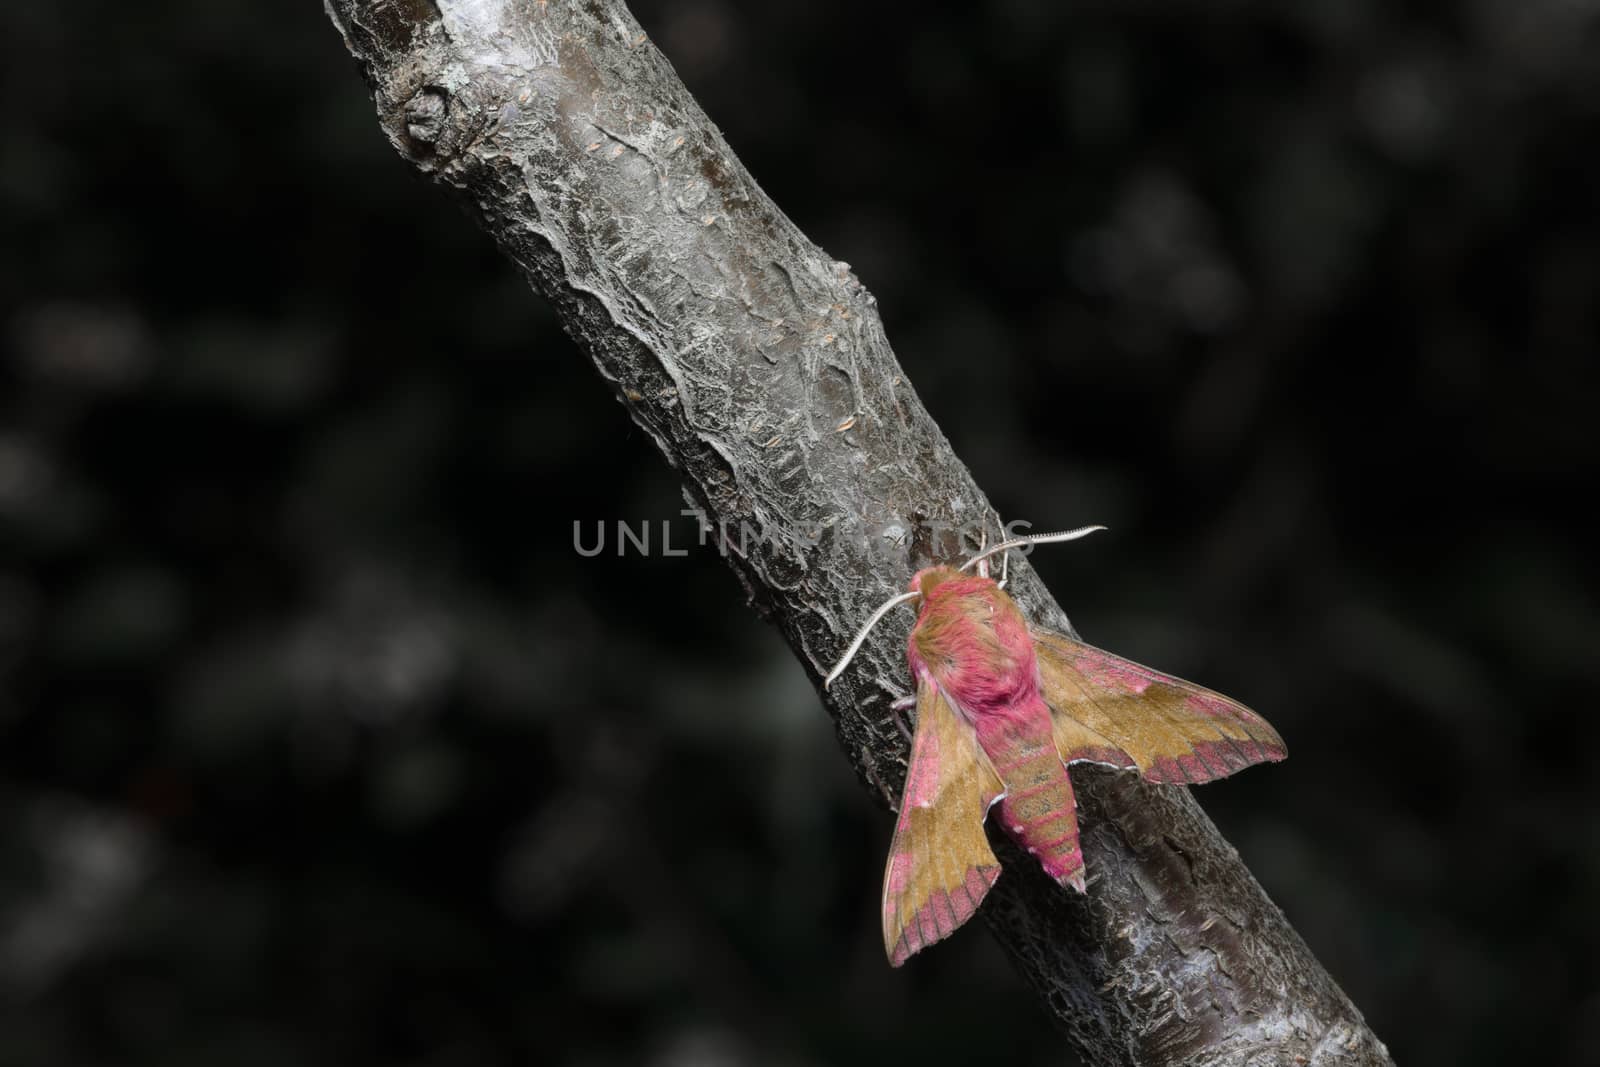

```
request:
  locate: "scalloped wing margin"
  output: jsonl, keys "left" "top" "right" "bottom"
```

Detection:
{"left": 881, "top": 679, "right": 1005, "bottom": 967}
{"left": 1032, "top": 629, "right": 1287, "bottom": 785}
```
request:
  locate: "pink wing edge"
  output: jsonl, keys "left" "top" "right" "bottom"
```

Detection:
{"left": 882, "top": 674, "right": 1007, "bottom": 967}
{"left": 885, "top": 859, "right": 1001, "bottom": 967}
{"left": 1034, "top": 630, "right": 1288, "bottom": 785}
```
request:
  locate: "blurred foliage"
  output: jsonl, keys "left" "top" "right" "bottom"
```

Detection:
{"left": 2, "top": 1, "right": 1598, "bottom": 1065}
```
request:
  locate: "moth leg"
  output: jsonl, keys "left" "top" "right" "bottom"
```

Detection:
{"left": 975, "top": 524, "right": 1012, "bottom": 587}
{"left": 863, "top": 759, "right": 897, "bottom": 811}
{"left": 887, "top": 695, "right": 915, "bottom": 743}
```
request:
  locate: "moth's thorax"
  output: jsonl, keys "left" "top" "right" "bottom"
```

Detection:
{"left": 906, "top": 567, "right": 1040, "bottom": 719}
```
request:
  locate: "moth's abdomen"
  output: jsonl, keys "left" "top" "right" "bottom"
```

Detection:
{"left": 1000, "top": 772, "right": 1084, "bottom": 888}
{"left": 980, "top": 701, "right": 1087, "bottom": 890}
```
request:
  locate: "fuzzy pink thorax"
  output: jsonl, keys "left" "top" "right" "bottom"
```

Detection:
{"left": 906, "top": 567, "right": 1042, "bottom": 724}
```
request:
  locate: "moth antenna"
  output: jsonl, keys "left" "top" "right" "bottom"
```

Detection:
{"left": 823, "top": 590, "right": 921, "bottom": 689}
{"left": 959, "top": 524, "right": 1108, "bottom": 573}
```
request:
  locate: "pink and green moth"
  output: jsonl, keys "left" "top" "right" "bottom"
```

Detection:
{"left": 824, "top": 526, "right": 1286, "bottom": 967}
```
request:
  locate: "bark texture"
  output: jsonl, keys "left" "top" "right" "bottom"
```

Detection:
{"left": 323, "top": 2, "right": 1393, "bottom": 1063}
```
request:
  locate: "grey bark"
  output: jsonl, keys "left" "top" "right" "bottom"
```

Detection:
{"left": 322, "top": 2, "right": 1393, "bottom": 1064}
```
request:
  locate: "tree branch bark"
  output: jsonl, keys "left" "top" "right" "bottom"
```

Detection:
{"left": 322, "top": 2, "right": 1392, "bottom": 1063}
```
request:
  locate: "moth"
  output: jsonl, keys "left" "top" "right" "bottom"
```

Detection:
{"left": 824, "top": 527, "right": 1285, "bottom": 967}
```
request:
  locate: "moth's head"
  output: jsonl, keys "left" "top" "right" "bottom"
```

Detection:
{"left": 824, "top": 526, "right": 1106, "bottom": 690}
{"left": 907, "top": 564, "right": 967, "bottom": 600}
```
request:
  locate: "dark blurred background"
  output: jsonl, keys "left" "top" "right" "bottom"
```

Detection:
{"left": 2, "top": 1, "right": 1597, "bottom": 1065}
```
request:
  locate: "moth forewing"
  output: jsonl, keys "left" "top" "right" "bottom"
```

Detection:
{"left": 880, "top": 677, "right": 1003, "bottom": 967}
{"left": 1031, "top": 629, "right": 1287, "bottom": 785}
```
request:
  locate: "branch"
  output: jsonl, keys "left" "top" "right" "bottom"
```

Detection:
{"left": 322, "top": 2, "right": 1392, "bottom": 1063}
